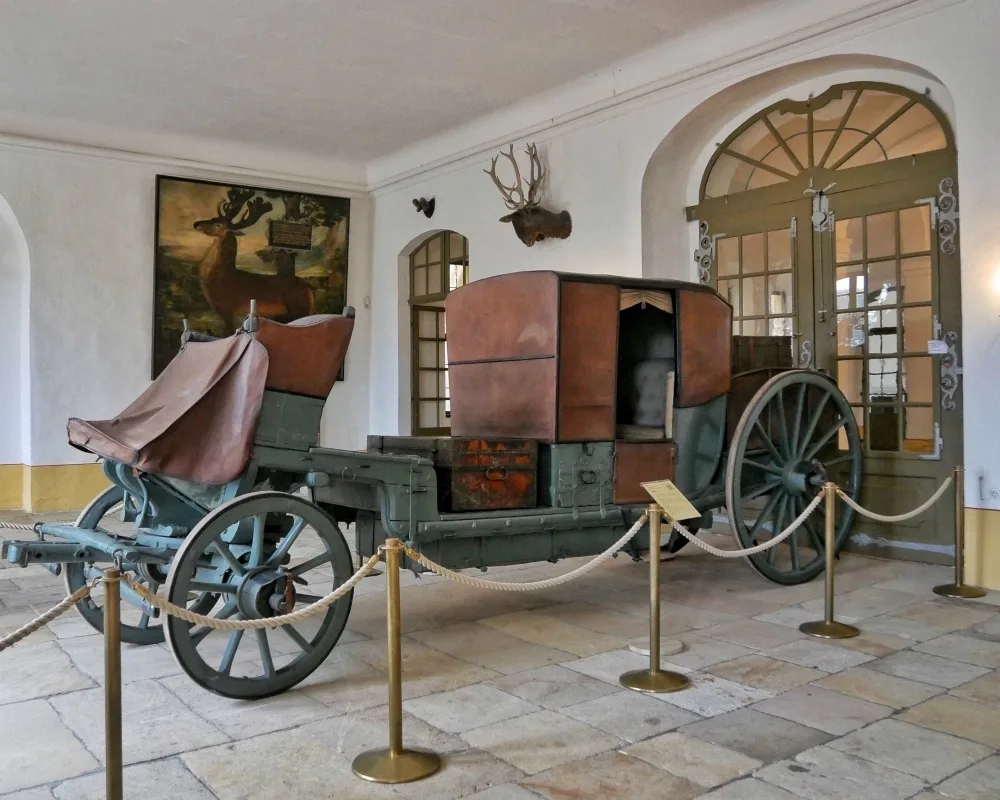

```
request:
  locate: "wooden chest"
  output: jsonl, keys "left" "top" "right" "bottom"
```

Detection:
{"left": 366, "top": 436, "right": 538, "bottom": 512}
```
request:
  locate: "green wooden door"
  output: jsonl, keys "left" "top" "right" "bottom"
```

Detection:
{"left": 814, "top": 172, "right": 962, "bottom": 562}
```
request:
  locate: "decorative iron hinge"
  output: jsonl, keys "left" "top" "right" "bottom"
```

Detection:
{"left": 939, "top": 329, "right": 962, "bottom": 411}
{"left": 693, "top": 221, "right": 722, "bottom": 284}
{"left": 937, "top": 177, "right": 959, "bottom": 255}
{"left": 790, "top": 216, "right": 797, "bottom": 238}
{"left": 799, "top": 339, "right": 813, "bottom": 369}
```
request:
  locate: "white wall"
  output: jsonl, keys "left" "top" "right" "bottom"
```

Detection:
{"left": 0, "top": 143, "right": 372, "bottom": 466}
{"left": 0, "top": 194, "right": 29, "bottom": 464}
{"left": 366, "top": 0, "right": 1000, "bottom": 510}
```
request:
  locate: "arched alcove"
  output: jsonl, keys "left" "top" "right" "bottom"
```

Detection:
{"left": 641, "top": 55, "right": 953, "bottom": 282}
{"left": 0, "top": 193, "right": 30, "bottom": 477}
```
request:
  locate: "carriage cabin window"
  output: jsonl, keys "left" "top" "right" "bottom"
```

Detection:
{"left": 410, "top": 231, "right": 470, "bottom": 436}
{"left": 615, "top": 292, "right": 676, "bottom": 442}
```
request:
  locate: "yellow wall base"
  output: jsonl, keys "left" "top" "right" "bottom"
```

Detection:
{"left": 0, "top": 465, "right": 23, "bottom": 510}
{"left": 0, "top": 463, "right": 109, "bottom": 513}
{"left": 965, "top": 507, "right": 1000, "bottom": 592}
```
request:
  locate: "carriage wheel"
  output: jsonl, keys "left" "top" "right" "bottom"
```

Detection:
{"left": 164, "top": 492, "right": 354, "bottom": 699}
{"left": 62, "top": 487, "right": 177, "bottom": 645}
{"left": 725, "top": 370, "right": 862, "bottom": 585}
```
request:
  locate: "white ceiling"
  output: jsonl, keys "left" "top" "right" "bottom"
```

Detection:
{"left": 0, "top": 0, "right": 773, "bottom": 165}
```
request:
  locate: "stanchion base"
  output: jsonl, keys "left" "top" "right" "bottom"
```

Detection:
{"left": 799, "top": 620, "right": 860, "bottom": 639}
{"left": 619, "top": 669, "right": 691, "bottom": 694}
{"left": 933, "top": 583, "right": 987, "bottom": 599}
{"left": 627, "top": 638, "right": 684, "bottom": 658}
{"left": 352, "top": 748, "right": 441, "bottom": 784}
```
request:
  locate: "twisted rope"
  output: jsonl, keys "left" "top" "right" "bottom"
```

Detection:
{"left": 0, "top": 521, "right": 35, "bottom": 531}
{"left": 405, "top": 513, "right": 648, "bottom": 591}
{"left": 0, "top": 585, "right": 92, "bottom": 652}
{"left": 836, "top": 475, "right": 953, "bottom": 524}
{"left": 125, "top": 552, "right": 381, "bottom": 631}
{"left": 668, "top": 492, "right": 824, "bottom": 558}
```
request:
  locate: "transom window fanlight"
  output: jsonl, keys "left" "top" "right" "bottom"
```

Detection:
{"left": 702, "top": 83, "right": 950, "bottom": 199}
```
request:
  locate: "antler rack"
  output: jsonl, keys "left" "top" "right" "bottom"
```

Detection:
{"left": 484, "top": 144, "right": 544, "bottom": 211}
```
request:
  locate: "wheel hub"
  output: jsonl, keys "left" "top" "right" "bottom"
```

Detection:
{"left": 783, "top": 459, "right": 827, "bottom": 496}
{"left": 235, "top": 567, "right": 294, "bottom": 618}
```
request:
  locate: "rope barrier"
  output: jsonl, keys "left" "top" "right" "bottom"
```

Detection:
{"left": 0, "top": 521, "right": 35, "bottom": 532}
{"left": 837, "top": 475, "right": 953, "bottom": 524}
{"left": 667, "top": 492, "right": 824, "bottom": 558}
{"left": 403, "top": 513, "right": 648, "bottom": 591}
{"left": 0, "top": 584, "right": 93, "bottom": 652}
{"left": 124, "top": 552, "right": 382, "bottom": 631}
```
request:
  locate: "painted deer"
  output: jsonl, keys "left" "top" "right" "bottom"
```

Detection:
{"left": 194, "top": 188, "right": 315, "bottom": 330}
{"left": 485, "top": 143, "right": 571, "bottom": 247}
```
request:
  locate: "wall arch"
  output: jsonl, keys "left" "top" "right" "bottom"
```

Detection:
{"left": 641, "top": 54, "right": 955, "bottom": 281}
{"left": 0, "top": 194, "right": 29, "bottom": 470}
{"left": 395, "top": 229, "right": 471, "bottom": 434}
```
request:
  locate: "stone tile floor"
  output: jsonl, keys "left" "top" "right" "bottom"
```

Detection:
{"left": 2, "top": 509, "right": 1000, "bottom": 799}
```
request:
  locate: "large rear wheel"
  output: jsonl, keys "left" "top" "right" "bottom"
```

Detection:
{"left": 725, "top": 370, "right": 862, "bottom": 585}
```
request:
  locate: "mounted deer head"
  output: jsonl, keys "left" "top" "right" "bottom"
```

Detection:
{"left": 484, "top": 144, "right": 571, "bottom": 247}
{"left": 194, "top": 188, "right": 274, "bottom": 239}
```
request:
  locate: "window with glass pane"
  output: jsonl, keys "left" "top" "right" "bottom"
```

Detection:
{"left": 716, "top": 227, "right": 795, "bottom": 353}
{"left": 833, "top": 205, "right": 934, "bottom": 453}
{"left": 410, "top": 231, "right": 470, "bottom": 434}
{"left": 702, "top": 84, "right": 949, "bottom": 199}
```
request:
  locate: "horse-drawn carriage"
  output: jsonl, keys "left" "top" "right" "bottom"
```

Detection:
{"left": 2, "top": 271, "right": 861, "bottom": 699}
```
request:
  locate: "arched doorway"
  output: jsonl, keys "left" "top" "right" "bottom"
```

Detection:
{"left": 409, "top": 231, "right": 470, "bottom": 435}
{"left": 688, "top": 82, "right": 961, "bottom": 562}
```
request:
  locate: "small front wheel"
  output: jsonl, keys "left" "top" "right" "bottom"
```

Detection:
{"left": 163, "top": 492, "right": 354, "bottom": 699}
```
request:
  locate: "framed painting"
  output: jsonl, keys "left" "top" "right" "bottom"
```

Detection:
{"left": 153, "top": 175, "right": 351, "bottom": 378}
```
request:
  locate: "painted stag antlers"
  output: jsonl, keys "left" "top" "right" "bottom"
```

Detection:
{"left": 484, "top": 143, "right": 571, "bottom": 247}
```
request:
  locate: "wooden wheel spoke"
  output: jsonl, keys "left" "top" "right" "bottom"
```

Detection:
{"left": 796, "top": 496, "right": 825, "bottom": 554}
{"left": 742, "top": 478, "right": 782, "bottom": 502}
{"left": 211, "top": 540, "right": 246, "bottom": 577}
{"left": 796, "top": 392, "right": 830, "bottom": 460}
{"left": 256, "top": 630, "right": 275, "bottom": 678}
{"left": 249, "top": 513, "right": 267, "bottom": 567}
{"left": 753, "top": 420, "right": 784, "bottom": 465}
{"left": 189, "top": 581, "right": 237, "bottom": 594}
{"left": 283, "top": 625, "right": 314, "bottom": 654}
{"left": 748, "top": 490, "right": 783, "bottom": 543}
{"left": 790, "top": 382, "right": 806, "bottom": 453}
{"left": 803, "top": 416, "right": 847, "bottom": 462}
{"left": 265, "top": 517, "right": 308, "bottom": 567}
{"left": 775, "top": 389, "right": 791, "bottom": 459}
{"left": 219, "top": 631, "right": 244, "bottom": 676}
{"left": 289, "top": 552, "right": 333, "bottom": 577}
{"left": 190, "top": 600, "right": 237, "bottom": 646}
{"left": 743, "top": 459, "right": 785, "bottom": 478}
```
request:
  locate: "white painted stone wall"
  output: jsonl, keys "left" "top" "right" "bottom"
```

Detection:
{"left": 0, "top": 145, "right": 372, "bottom": 466}
{"left": 366, "top": 0, "right": 1000, "bottom": 510}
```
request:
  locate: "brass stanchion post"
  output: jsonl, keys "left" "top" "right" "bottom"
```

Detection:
{"left": 935, "top": 466, "right": 986, "bottom": 599}
{"left": 352, "top": 539, "right": 441, "bottom": 784}
{"left": 619, "top": 506, "right": 691, "bottom": 693}
{"left": 800, "top": 483, "right": 859, "bottom": 639}
{"left": 103, "top": 567, "right": 124, "bottom": 800}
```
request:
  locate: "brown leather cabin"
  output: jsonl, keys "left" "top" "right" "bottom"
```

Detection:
{"left": 446, "top": 271, "right": 733, "bottom": 503}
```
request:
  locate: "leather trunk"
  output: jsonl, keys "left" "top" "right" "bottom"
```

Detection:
{"left": 612, "top": 441, "right": 676, "bottom": 505}
{"left": 367, "top": 436, "right": 538, "bottom": 512}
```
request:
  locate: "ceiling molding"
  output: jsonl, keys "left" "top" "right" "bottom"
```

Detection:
{"left": 367, "top": 0, "right": 961, "bottom": 194}
{"left": 0, "top": 133, "right": 369, "bottom": 197}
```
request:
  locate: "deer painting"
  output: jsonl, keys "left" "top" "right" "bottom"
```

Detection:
{"left": 193, "top": 188, "right": 315, "bottom": 331}
{"left": 485, "top": 144, "right": 571, "bottom": 247}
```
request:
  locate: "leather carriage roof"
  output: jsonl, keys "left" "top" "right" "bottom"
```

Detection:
{"left": 461, "top": 270, "right": 727, "bottom": 299}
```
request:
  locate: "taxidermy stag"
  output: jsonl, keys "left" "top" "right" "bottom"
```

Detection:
{"left": 194, "top": 188, "right": 315, "bottom": 331}
{"left": 485, "top": 144, "right": 571, "bottom": 246}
